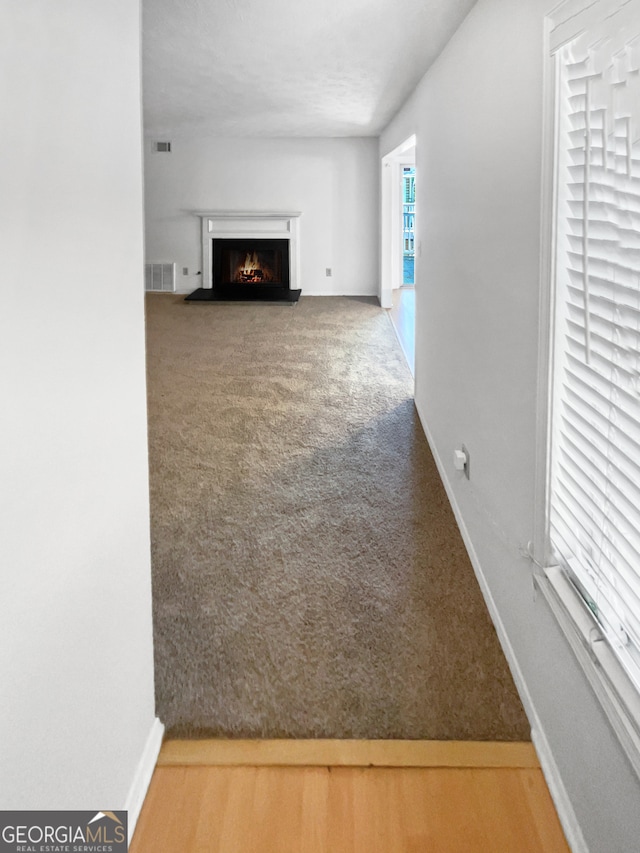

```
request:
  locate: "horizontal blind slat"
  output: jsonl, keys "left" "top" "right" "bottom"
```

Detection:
{"left": 550, "top": 10, "right": 640, "bottom": 693}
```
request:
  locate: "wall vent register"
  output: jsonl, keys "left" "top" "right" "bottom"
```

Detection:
{"left": 145, "top": 263, "right": 176, "bottom": 293}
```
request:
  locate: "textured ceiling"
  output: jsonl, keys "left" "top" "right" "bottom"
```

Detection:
{"left": 142, "top": 0, "right": 477, "bottom": 138}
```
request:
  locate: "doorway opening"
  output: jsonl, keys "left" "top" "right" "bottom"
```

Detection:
{"left": 402, "top": 166, "right": 415, "bottom": 286}
{"left": 381, "top": 135, "right": 416, "bottom": 375}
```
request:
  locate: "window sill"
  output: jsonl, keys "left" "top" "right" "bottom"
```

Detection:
{"left": 535, "top": 565, "right": 640, "bottom": 781}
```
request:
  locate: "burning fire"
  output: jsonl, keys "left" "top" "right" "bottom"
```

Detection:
{"left": 236, "top": 250, "right": 274, "bottom": 283}
{"left": 241, "top": 251, "right": 261, "bottom": 276}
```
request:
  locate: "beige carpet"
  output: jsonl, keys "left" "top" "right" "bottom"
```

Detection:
{"left": 146, "top": 294, "right": 530, "bottom": 740}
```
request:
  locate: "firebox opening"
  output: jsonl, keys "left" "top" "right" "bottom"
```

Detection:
{"left": 209, "top": 237, "right": 297, "bottom": 302}
{"left": 222, "top": 248, "right": 282, "bottom": 285}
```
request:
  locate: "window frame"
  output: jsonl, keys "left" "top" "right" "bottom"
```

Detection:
{"left": 534, "top": 0, "right": 640, "bottom": 780}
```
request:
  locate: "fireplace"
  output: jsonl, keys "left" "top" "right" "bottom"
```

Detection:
{"left": 212, "top": 238, "right": 292, "bottom": 300}
{"left": 186, "top": 211, "right": 302, "bottom": 303}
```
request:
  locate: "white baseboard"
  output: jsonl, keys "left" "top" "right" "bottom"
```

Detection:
{"left": 413, "top": 398, "right": 535, "bottom": 717}
{"left": 124, "top": 716, "right": 164, "bottom": 843}
{"left": 385, "top": 310, "right": 414, "bottom": 377}
{"left": 531, "top": 726, "right": 588, "bottom": 853}
{"left": 413, "top": 398, "right": 585, "bottom": 853}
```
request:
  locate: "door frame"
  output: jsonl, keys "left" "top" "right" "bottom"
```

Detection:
{"left": 380, "top": 135, "right": 416, "bottom": 309}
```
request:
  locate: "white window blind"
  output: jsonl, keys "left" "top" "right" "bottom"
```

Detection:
{"left": 549, "top": 1, "right": 640, "bottom": 694}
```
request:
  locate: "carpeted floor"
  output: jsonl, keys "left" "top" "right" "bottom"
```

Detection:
{"left": 146, "top": 294, "right": 530, "bottom": 740}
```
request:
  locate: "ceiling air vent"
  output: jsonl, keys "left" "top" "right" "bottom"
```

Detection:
{"left": 155, "top": 141, "right": 171, "bottom": 153}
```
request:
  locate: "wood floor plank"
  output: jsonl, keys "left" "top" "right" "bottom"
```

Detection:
{"left": 130, "top": 764, "right": 570, "bottom": 853}
{"left": 157, "top": 738, "right": 539, "bottom": 768}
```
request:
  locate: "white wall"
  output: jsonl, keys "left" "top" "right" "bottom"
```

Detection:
{"left": 381, "top": 1, "right": 640, "bottom": 851}
{"left": 0, "top": 0, "right": 159, "bottom": 820}
{"left": 144, "top": 136, "right": 379, "bottom": 295}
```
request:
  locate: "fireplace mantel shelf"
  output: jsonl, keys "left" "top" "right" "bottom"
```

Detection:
{"left": 192, "top": 210, "right": 301, "bottom": 219}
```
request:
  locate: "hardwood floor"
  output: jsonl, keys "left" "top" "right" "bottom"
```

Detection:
{"left": 130, "top": 741, "right": 570, "bottom": 853}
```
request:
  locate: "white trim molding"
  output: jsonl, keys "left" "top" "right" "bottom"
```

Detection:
{"left": 413, "top": 399, "right": 536, "bottom": 734}
{"left": 531, "top": 725, "right": 589, "bottom": 853}
{"left": 535, "top": 567, "right": 640, "bottom": 781}
{"left": 193, "top": 210, "right": 301, "bottom": 292}
{"left": 413, "top": 399, "right": 587, "bottom": 852}
{"left": 380, "top": 136, "right": 416, "bottom": 309}
{"left": 124, "top": 716, "right": 164, "bottom": 843}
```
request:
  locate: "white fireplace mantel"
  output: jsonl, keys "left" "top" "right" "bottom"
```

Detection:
{"left": 193, "top": 210, "right": 301, "bottom": 291}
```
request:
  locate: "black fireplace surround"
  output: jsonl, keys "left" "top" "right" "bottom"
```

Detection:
{"left": 186, "top": 237, "right": 301, "bottom": 302}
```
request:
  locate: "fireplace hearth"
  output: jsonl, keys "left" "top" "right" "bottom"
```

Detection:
{"left": 186, "top": 237, "right": 300, "bottom": 302}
